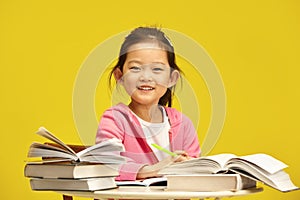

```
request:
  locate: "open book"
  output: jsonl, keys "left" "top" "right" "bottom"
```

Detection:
{"left": 116, "top": 177, "right": 167, "bottom": 187}
{"left": 159, "top": 153, "right": 299, "bottom": 192}
{"left": 27, "top": 127, "right": 125, "bottom": 164}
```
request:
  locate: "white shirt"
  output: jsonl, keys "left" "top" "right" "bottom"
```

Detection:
{"left": 131, "top": 107, "right": 171, "bottom": 161}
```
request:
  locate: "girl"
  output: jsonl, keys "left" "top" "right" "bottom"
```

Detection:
{"left": 96, "top": 27, "right": 200, "bottom": 181}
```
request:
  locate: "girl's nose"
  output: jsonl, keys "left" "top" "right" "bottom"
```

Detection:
{"left": 139, "top": 70, "right": 153, "bottom": 82}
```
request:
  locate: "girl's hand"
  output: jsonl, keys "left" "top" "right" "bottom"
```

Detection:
{"left": 173, "top": 150, "right": 191, "bottom": 162}
{"left": 137, "top": 151, "right": 190, "bottom": 179}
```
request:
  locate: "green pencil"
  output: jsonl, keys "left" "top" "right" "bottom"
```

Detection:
{"left": 151, "top": 143, "right": 178, "bottom": 156}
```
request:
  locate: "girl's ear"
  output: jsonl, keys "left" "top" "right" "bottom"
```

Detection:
{"left": 113, "top": 68, "right": 124, "bottom": 84}
{"left": 167, "top": 70, "right": 180, "bottom": 88}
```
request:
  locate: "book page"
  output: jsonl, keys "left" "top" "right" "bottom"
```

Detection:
{"left": 29, "top": 142, "right": 73, "bottom": 154}
{"left": 36, "top": 127, "right": 76, "bottom": 155}
{"left": 76, "top": 138, "right": 125, "bottom": 163}
{"left": 79, "top": 154, "right": 126, "bottom": 164}
{"left": 204, "top": 153, "right": 237, "bottom": 169}
{"left": 158, "top": 153, "right": 237, "bottom": 175}
{"left": 27, "top": 142, "right": 78, "bottom": 160}
{"left": 76, "top": 138, "right": 124, "bottom": 158}
{"left": 232, "top": 153, "right": 288, "bottom": 174}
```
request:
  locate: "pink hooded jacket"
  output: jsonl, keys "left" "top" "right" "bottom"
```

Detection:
{"left": 96, "top": 103, "right": 200, "bottom": 180}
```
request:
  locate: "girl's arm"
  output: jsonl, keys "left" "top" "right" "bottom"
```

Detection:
{"left": 137, "top": 153, "right": 189, "bottom": 179}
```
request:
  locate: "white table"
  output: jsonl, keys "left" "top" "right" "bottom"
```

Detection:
{"left": 59, "top": 186, "right": 263, "bottom": 200}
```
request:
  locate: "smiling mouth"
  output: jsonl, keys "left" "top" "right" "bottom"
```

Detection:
{"left": 137, "top": 86, "right": 155, "bottom": 91}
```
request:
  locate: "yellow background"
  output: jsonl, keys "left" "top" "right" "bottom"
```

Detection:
{"left": 1, "top": 0, "right": 299, "bottom": 199}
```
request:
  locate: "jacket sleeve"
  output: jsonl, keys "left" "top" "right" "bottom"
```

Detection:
{"left": 170, "top": 113, "right": 201, "bottom": 158}
{"left": 182, "top": 114, "right": 201, "bottom": 158}
{"left": 96, "top": 108, "right": 125, "bottom": 143}
{"left": 95, "top": 108, "right": 146, "bottom": 181}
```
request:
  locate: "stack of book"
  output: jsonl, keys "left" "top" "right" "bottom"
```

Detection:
{"left": 159, "top": 153, "right": 299, "bottom": 192}
{"left": 24, "top": 127, "right": 125, "bottom": 191}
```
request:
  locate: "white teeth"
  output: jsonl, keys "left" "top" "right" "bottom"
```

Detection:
{"left": 138, "top": 86, "right": 154, "bottom": 91}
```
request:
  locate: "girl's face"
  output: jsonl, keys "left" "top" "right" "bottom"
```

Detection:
{"left": 114, "top": 42, "right": 179, "bottom": 107}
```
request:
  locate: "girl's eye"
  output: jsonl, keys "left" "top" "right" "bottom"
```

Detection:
{"left": 129, "top": 66, "right": 141, "bottom": 72}
{"left": 152, "top": 67, "right": 164, "bottom": 73}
